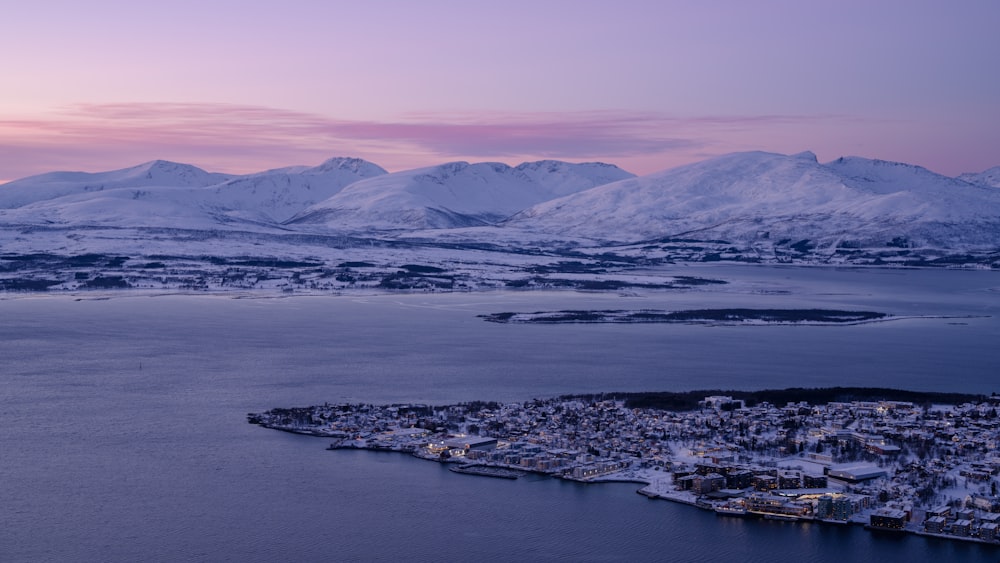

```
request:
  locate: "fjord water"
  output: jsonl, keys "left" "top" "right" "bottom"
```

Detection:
{"left": 2, "top": 266, "right": 999, "bottom": 561}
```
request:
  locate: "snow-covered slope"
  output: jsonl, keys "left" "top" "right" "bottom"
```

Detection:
{"left": 287, "top": 160, "right": 634, "bottom": 230}
{"left": 205, "top": 157, "right": 387, "bottom": 223}
{"left": 0, "top": 185, "right": 226, "bottom": 229}
{"left": 511, "top": 160, "right": 637, "bottom": 198}
{"left": 826, "top": 156, "right": 974, "bottom": 196}
{"left": 507, "top": 151, "right": 1000, "bottom": 248}
{"left": 959, "top": 166, "right": 1000, "bottom": 188}
{"left": 0, "top": 157, "right": 386, "bottom": 228}
{"left": 0, "top": 160, "right": 232, "bottom": 209}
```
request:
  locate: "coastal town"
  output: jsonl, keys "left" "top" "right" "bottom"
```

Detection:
{"left": 248, "top": 390, "right": 1000, "bottom": 546}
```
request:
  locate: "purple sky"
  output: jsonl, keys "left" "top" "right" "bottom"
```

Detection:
{"left": 2, "top": 0, "right": 998, "bottom": 182}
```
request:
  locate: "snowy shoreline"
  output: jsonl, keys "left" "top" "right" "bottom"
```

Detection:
{"left": 273, "top": 422, "right": 1000, "bottom": 547}
{"left": 250, "top": 390, "right": 1000, "bottom": 547}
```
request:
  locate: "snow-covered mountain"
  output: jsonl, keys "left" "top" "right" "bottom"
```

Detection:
{"left": 0, "top": 184, "right": 226, "bottom": 229}
{"left": 0, "top": 157, "right": 386, "bottom": 228}
{"left": 287, "top": 160, "right": 634, "bottom": 230}
{"left": 0, "top": 160, "right": 232, "bottom": 209}
{"left": 959, "top": 166, "right": 1000, "bottom": 188}
{"left": 506, "top": 151, "right": 1000, "bottom": 249}
{"left": 2, "top": 152, "right": 999, "bottom": 269}
{"left": 204, "top": 157, "right": 387, "bottom": 223}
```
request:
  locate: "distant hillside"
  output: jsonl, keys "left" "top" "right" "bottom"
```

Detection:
{"left": 507, "top": 151, "right": 1000, "bottom": 251}
{"left": 959, "top": 165, "right": 1000, "bottom": 188}
{"left": 286, "top": 160, "right": 634, "bottom": 230}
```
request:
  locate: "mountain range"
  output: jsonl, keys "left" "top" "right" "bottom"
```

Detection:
{"left": 2, "top": 151, "right": 999, "bottom": 282}
{"left": 507, "top": 151, "right": 1000, "bottom": 250}
{"left": 287, "top": 160, "right": 634, "bottom": 231}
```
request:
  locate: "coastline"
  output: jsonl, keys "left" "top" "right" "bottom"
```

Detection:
{"left": 403, "top": 432, "right": 998, "bottom": 546}
{"left": 256, "top": 423, "right": 1000, "bottom": 548}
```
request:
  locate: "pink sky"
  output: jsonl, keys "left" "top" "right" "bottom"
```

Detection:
{"left": 2, "top": 1, "right": 998, "bottom": 182}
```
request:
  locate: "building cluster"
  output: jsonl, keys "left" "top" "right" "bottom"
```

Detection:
{"left": 250, "top": 392, "right": 1000, "bottom": 544}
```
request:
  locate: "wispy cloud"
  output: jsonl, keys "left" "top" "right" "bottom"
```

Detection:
{"left": 0, "top": 102, "right": 845, "bottom": 180}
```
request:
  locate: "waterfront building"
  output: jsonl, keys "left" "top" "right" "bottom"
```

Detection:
{"left": 952, "top": 519, "right": 973, "bottom": 537}
{"left": 870, "top": 509, "right": 907, "bottom": 530}
{"left": 725, "top": 470, "right": 753, "bottom": 490}
{"left": 745, "top": 494, "right": 812, "bottom": 519}
{"left": 675, "top": 474, "right": 697, "bottom": 491}
{"left": 924, "top": 516, "right": 946, "bottom": 533}
{"left": 815, "top": 495, "right": 833, "bottom": 519}
{"left": 752, "top": 475, "right": 777, "bottom": 492}
{"left": 831, "top": 497, "right": 853, "bottom": 521}
{"left": 535, "top": 457, "right": 561, "bottom": 471}
{"left": 980, "top": 522, "right": 998, "bottom": 541}
{"left": 443, "top": 436, "right": 498, "bottom": 453}
{"left": 465, "top": 449, "right": 489, "bottom": 461}
{"left": 673, "top": 468, "right": 696, "bottom": 480}
{"left": 927, "top": 506, "right": 951, "bottom": 519}
{"left": 692, "top": 473, "right": 725, "bottom": 495}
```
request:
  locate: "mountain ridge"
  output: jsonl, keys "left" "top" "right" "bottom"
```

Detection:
{"left": 505, "top": 151, "right": 1000, "bottom": 250}
{"left": 287, "top": 160, "right": 635, "bottom": 231}
{"left": 2, "top": 152, "right": 999, "bottom": 269}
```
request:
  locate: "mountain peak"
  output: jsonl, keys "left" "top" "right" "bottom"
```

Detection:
{"left": 958, "top": 165, "right": 1000, "bottom": 188}
{"left": 125, "top": 159, "right": 210, "bottom": 177}
{"left": 308, "top": 157, "right": 388, "bottom": 176}
{"left": 105, "top": 159, "right": 237, "bottom": 190}
{"left": 136, "top": 158, "right": 189, "bottom": 169}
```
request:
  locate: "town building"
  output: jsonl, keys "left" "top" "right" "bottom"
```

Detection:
{"left": 870, "top": 509, "right": 907, "bottom": 530}
{"left": 826, "top": 464, "right": 887, "bottom": 484}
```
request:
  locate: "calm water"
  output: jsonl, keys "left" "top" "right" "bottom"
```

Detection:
{"left": 3, "top": 266, "right": 999, "bottom": 561}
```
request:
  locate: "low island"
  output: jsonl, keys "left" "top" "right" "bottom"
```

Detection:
{"left": 249, "top": 388, "right": 1000, "bottom": 546}
{"left": 478, "top": 308, "right": 892, "bottom": 325}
